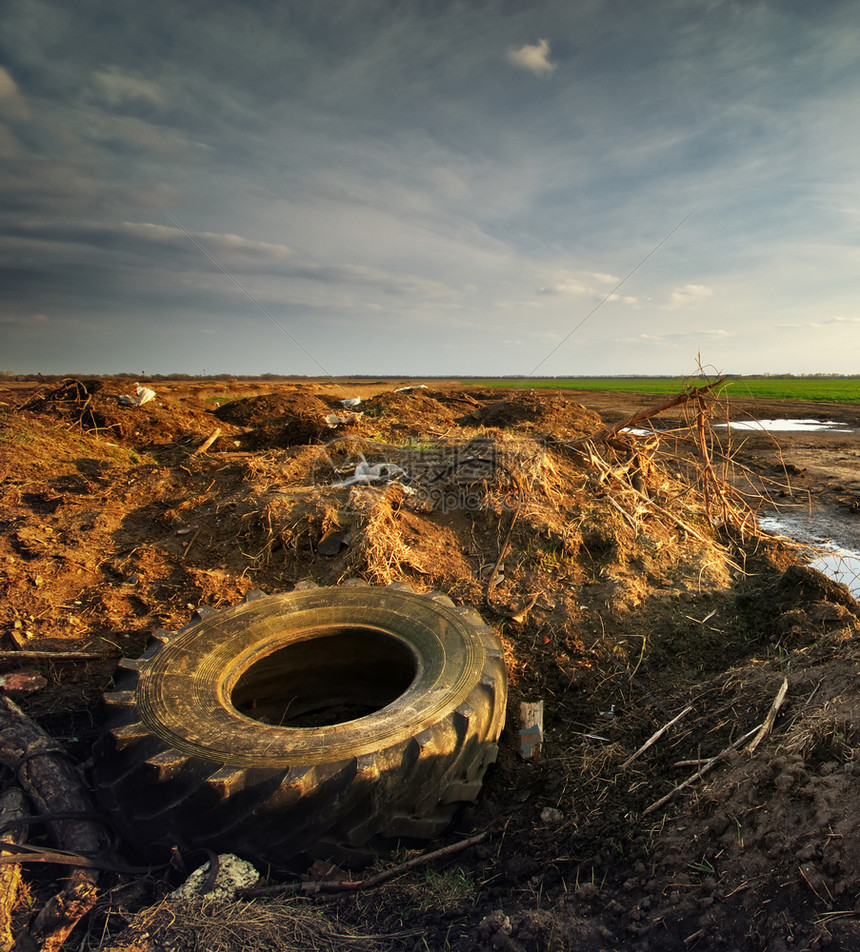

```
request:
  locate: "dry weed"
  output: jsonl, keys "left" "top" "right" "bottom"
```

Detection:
{"left": 345, "top": 486, "right": 417, "bottom": 585}
{"left": 96, "top": 896, "right": 393, "bottom": 952}
{"left": 780, "top": 696, "right": 858, "bottom": 760}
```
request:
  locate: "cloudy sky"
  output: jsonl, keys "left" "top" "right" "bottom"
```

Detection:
{"left": 2, "top": 0, "right": 860, "bottom": 377}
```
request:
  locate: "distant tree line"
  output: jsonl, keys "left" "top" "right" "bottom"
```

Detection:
{"left": 2, "top": 371, "right": 859, "bottom": 383}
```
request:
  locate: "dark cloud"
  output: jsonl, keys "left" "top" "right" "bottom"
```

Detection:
{"left": 2, "top": 0, "right": 860, "bottom": 374}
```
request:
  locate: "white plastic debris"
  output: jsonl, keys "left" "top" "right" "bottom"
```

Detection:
{"left": 394, "top": 385, "right": 428, "bottom": 393}
{"left": 332, "top": 455, "right": 407, "bottom": 488}
{"left": 135, "top": 384, "right": 156, "bottom": 405}
{"left": 168, "top": 853, "right": 259, "bottom": 902}
{"left": 340, "top": 396, "right": 361, "bottom": 408}
{"left": 325, "top": 411, "right": 363, "bottom": 428}
{"left": 118, "top": 384, "right": 157, "bottom": 407}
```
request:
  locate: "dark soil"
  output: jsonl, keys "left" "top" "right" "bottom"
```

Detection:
{"left": 1, "top": 378, "right": 859, "bottom": 951}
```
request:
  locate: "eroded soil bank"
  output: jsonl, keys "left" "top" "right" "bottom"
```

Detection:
{"left": 1, "top": 378, "right": 859, "bottom": 952}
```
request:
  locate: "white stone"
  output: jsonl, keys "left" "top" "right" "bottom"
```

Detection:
{"left": 168, "top": 853, "right": 260, "bottom": 902}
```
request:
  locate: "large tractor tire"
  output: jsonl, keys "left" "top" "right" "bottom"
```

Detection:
{"left": 93, "top": 583, "right": 507, "bottom": 868}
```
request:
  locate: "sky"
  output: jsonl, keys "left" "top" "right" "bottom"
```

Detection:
{"left": 2, "top": 0, "right": 860, "bottom": 378}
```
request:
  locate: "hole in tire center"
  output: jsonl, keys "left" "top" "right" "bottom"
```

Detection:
{"left": 230, "top": 626, "right": 418, "bottom": 728}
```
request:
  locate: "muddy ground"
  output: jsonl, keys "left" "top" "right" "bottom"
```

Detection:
{"left": 1, "top": 377, "right": 860, "bottom": 952}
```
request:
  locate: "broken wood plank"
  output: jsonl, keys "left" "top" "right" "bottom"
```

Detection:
{"left": 0, "top": 696, "right": 103, "bottom": 951}
{"left": 0, "top": 672, "right": 48, "bottom": 697}
{"left": 519, "top": 700, "right": 544, "bottom": 761}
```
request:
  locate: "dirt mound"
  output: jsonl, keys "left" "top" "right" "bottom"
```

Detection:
{"left": 213, "top": 389, "right": 332, "bottom": 426}
{"left": 422, "top": 388, "right": 496, "bottom": 415}
{"left": 360, "top": 389, "right": 458, "bottom": 431}
{"left": 213, "top": 389, "right": 335, "bottom": 447}
{"left": 15, "top": 378, "right": 236, "bottom": 450}
{"left": 468, "top": 389, "right": 603, "bottom": 438}
{"left": 357, "top": 388, "right": 603, "bottom": 442}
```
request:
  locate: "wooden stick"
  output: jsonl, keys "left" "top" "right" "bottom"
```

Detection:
{"left": 0, "top": 651, "right": 103, "bottom": 661}
{"left": 606, "top": 496, "right": 637, "bottom": 530}
{"left": 746, "top": 677, "right": 789, "bottom": 754}
{"left": 643, "top": 723, "right": 761, "bottom": 815}
{"left": 192, "top": 427, "right": 222, "bottom": 455}
{"left": 616, "top": 481, "right": 745, "bottom": 574}
{"left": 621, "top": 705, "right": 693, "bottom": 770}
{"left": 240, "top": 832, "right": 488, "bottom": 897}
{"left": 0, "top": 841, "right": 157, "bottom": 874}
{"left": 181, "top": 527, "right": 201, "bottom": 559}
{"left": 565, "top": 379, "right": 726, "bottom": 450}
{"left": 576, "top": 437, "right": 742, "bottom": 570}
{"left": 696, "top": 398, "right": 712, "bottom": 518}
{"left": 0, "top": 848, "right": 105, "bottom": 869}
{"left": 485, "top": 508, "right": 519, "bottom": 607}
{"left": 797, "top": 864, "right": 827, "bottom": 905}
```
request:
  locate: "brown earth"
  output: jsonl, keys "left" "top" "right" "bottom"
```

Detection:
{"left": 1, "top": 378, "right": 860, "bottom": 951}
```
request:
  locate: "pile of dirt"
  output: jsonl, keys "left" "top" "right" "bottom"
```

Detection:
{"left": 12, "top": 378, "right": 242, "bottom": 452}
{"left": 360, "top": 389, "right": 459, "bottom": 431}
{"left": 212, "top": 387, "right": 333, "bottom": 426}
{"left": 211, "top": 389, "right": 335, "bottom": 447}
{"left": 466, "top": 389, "right": 604, "bottom": 440}
{"left": 1, "top": 379, "right": 859, "bottom": 951}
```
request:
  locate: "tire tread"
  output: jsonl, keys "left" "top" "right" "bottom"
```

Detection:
{"left": 94, "top": 584, "right": 507, "bottom": 866}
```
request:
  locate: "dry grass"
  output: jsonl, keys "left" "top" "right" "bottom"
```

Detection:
{"left": 780, "top": 695, "right": 858, "bottom": 760}
{"left": 96, "top": 896, "right": 404, "bottom": 952}
{"left": 347, "top": 486, "right": 418, "bottom": 586}
{"left": 225, "top": 386, "right": 784, "bottom": 599}
{"left": 215, "top": 395, "right": 785, "bottom": 624}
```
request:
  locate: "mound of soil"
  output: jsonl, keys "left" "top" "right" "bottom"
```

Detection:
{"left": 360, "top": 389, "right": 459, "bottom": 431}
{"left": 213, "top": 389, "right": 335, "bottom": 447}
{"left": 12, "top": 378, "right": 241, "bottom": 451}
{"left": 213, "top": 388, "right": 332, "bottom": 426}
{"left": 467, "top": 389, "right": 603, "bottom": 439}
{"left": 1, "top": 378, "right": 859, "bottom": 952}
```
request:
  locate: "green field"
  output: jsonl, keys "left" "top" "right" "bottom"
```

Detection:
{"left": 460, "top": 377, "right": 860, "bottom": 402}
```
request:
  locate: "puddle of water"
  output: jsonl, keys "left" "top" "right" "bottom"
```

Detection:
{"left": 717, "top": 419, "right": 851, "bottom": 432}
{"left": 758, "top": 513, "right": 860, "bottom": 598}
{"left": 807, "top": 552, "right": 860, "bottom": 598}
